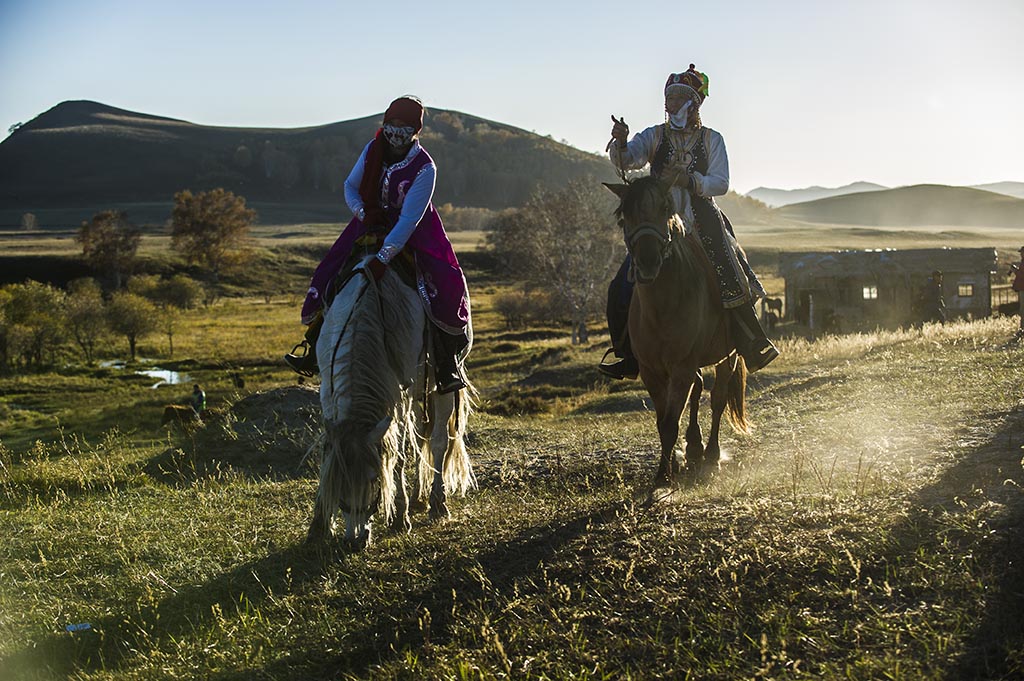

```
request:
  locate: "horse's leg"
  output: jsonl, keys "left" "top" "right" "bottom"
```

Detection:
{"left": 683, "top": 369, "right": 705, "bottom": 472}
{"left": 409, "top": 389, "right": 431, "bottom": 513}
{"left": 306, "top": 438, "right": 339, "bottom": 543}
{"left": 646, "top": 371, "right": 691, "bottom": 488}
{"left": 704, "top": 359, "right": 736, "bottom": 479}
{"left": 429, "top": 390, "right": 457, "bottom": 521}
{"left": 390, "top": 448, "right": 412, "bottom": 533}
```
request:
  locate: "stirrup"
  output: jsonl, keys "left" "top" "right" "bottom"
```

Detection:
{"left": 741, "top": 340, "right": 779, "bottom": 373}
{"left": 284, "top": 340, "right": 317, "bottom": 378}
{"left": 598, "top": 347, "right": 639, "bottom": 380}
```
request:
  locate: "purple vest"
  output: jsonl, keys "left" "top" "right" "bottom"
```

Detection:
{"left": 301, "top": 142, "right": 470, "bottom": 333}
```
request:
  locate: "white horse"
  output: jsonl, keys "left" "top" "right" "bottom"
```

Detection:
{"left": 306, "top": 256, "right": 475, "bottom": 550}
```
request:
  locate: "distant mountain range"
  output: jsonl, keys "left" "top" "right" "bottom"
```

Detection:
{"left": 747, "top": 182, "right": 889, "bottom": 208}
{"left": 748, "top": 181, "right": 1024, "bottom": 207}
{"left": 2, "top": 100, "right": 1022, "bottom": 230}
{"left": 969, "top": 181, "right": 1024, "bottom": 200}
{"left": 778, "top": 184, "right": 1024, "bottom": 228}
{"left": 0, "top": 100, "right": 614, "bottom": 226}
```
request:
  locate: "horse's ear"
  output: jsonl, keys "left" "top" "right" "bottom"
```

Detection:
{"left": 366, "top": 416, "right": 392, "bottom": 446}
{"left": 603, "top": 182, "right": 628, "bottom": 201}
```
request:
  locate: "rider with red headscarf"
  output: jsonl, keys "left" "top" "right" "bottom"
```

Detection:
{"left": 285, "top": 96, "right": 470, "bottom": 393}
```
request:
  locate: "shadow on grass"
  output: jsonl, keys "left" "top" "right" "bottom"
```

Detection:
{"left": 864, "top": 405, "right": 1024, "bottom": 679}
{"left": 925, "top": 407, "right": 1024, "bottom": 679}
{"left": 213, "top": 501, "right": 629, "bottom": 680}
{"left": 0, "top": 542, "right": 341, "bottom": 679}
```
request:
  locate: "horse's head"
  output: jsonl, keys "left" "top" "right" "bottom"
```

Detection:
{"left": 329, "top": 416, "right": 392, "bottom": 551}
{"left": 604, "top": 177, "right": 679, "bottom": 284}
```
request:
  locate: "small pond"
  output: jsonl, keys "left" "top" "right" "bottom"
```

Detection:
{"left": 100, "top": 361, "right": 192, "bottom": 389}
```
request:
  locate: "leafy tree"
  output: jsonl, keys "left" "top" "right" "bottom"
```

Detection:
{"left": 127, "top": 274, "right": 202, "bottom": 357}
{"left": 170, "top": 188, "right": 256, "bottom": 282}
{"left": 107, "top": 291, "right": 158, "bottom": 361}
{"left": 156, "top": 274, "right": 204, "bottom": 310}
{"left": 1, "top": 281, "right": 66, "bottom": 368}
{"left": 65, "top": 278, "right": 108, "bottom": 364}
{"left": 487, "top": 178, "right": 623, "bottom": 343}
{"left": 0, "top": 287, "right": 12, "bottom": 371}
{"left": 77, "top": 210, "right": 141, "bottom": 289}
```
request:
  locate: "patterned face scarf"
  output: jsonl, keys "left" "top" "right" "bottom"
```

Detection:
{"left": 382, "top": 123, "right": 415, "bottom": 148}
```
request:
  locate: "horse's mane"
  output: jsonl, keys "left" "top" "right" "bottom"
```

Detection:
{"left": 318, "top": 267, "right": 424, "bottom": 522}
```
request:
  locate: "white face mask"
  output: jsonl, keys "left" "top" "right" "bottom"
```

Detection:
{"left": 382, "top": 123, "right": 415, "bottom": 148}
{"left": 668, "top": 101, "right": 691, "bottom": 130}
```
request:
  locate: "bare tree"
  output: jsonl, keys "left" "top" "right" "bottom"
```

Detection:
{"left": 20, "top": 213, "right": 37, "bottom": 231}
{"left": 170, "top": 188, "right": 256, "bottom": 283}
{"left": 487, "top": 178, "right": 623, "bottom": 343}
{"left": 77, "top": 210, "right": 141, "bottom": 289}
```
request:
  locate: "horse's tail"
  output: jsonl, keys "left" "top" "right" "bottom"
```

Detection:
{"left": 444, "top": 381, "right": 477, "bottom": 496}
{"left": 725, "top": 354, "right": 750, "bottom": 434}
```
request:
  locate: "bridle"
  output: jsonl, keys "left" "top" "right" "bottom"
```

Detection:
{"left": 624, "top": 220, "right": 673, "bottom": 262}
{"left": 620, "top": 183, "right": 676, "bottom": 276}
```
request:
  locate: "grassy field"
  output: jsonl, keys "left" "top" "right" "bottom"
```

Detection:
{"left": 1, "top": 250, "right": 1024, "bottom": 679}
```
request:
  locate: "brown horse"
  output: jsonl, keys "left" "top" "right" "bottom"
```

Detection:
{"left": 605, "top": 177, "right": 749, "bottom": 486}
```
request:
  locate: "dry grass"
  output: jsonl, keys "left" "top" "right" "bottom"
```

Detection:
{"left": 2, "top": 279, "right": 1023, "bottom": 679}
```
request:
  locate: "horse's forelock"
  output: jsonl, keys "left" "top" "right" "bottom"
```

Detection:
{"left": 621, "top": 176, "right": 671, "bottom": 222}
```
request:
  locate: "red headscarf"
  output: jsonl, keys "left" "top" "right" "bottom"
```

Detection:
{"left": 359, "top": 97, "right": 424, "bottom": 229}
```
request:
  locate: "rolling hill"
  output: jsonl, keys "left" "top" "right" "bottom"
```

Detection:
{"left": 746, "top": 182, "right": 888, "bottom": 207}
{"left": 777, "top": 184, "right": 1024, "bottom": 228}
{"left": 0, "top": 100, "right": 614, "bottom": 227}
{"left": 970, "top": 181, "right": 1024, "bottom": 200}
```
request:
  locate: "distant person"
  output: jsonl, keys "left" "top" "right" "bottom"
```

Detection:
{"left": 283, "top": 95, "right": 470, "bottom": 393}
{"left": 920, "top": 270, "right": 946, "bottom": 325}
{"left": 599, "top": 64, "right": 777, "bottom": 379}
{"left": 1011, "top": 246, "right": 1024, "bottom": 342}
{"left": 190, "top": 384, "right": 206, "bottom": 416}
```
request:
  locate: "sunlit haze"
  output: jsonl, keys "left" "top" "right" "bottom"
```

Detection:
{"left": 1, "top": 0, "right": 1021, "bottom": 193}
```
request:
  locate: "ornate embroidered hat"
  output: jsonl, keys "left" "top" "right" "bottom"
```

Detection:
{"left": 665, "top": 64, "right": 710, "bottom": 106}
{"left": 384, "top": 96, "right": 424, "bottom": 132}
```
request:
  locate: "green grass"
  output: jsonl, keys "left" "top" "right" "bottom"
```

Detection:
{"left": 2, "top": 271, "right": 1024, "bottom": 678}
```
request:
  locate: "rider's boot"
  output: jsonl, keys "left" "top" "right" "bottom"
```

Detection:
{"left": 729, "top": 303, "right": 779, "bottom": 372}
{"left": 598, "top": 258, "right": 639, "bottom": 380}
{"left": 284, "top": 314, "right": 323, "bottom": 377}
{"left": 432, "top": 326, "right": 469, "bottom": 394}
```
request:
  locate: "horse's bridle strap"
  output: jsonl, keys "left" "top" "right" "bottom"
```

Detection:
{"left": 627, "top": 223, "right": 673, "bottom": 259}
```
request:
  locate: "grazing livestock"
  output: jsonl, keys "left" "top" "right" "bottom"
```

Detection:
{"left": 161, "top": 404, "right": 201, "bottom": 430}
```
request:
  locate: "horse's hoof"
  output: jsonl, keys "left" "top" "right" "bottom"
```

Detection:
{"left": 390, "top": 516, "right": 413, "bottom": 533}
{"left": 305, "top": 527, "right": 329, "bottom": 545}
{"left": 428, "top": 503, "right": 450, "bottom": 522}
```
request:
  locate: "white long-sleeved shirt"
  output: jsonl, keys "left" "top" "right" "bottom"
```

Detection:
{"left": 344, "top": 139, "right": 436, "bottom": 263}
{"left": 610, "top": 124, "right": 729, "bottom": 227}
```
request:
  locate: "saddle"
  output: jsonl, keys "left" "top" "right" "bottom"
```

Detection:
{"left": 323, "top": 233, "right": 418, "bottom": 312}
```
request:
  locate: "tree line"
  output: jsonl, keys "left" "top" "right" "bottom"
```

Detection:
{"left": 1, "top": 187, "right": 255, "bottom": 373}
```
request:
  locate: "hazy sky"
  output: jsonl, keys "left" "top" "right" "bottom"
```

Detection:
{"left": 1, "top": 0, "right": 1022, "bottom": 193}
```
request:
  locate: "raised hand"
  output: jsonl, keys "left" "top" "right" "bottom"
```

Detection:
{"left": 610, "top": 115, "right": 629, "bottom": 144}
